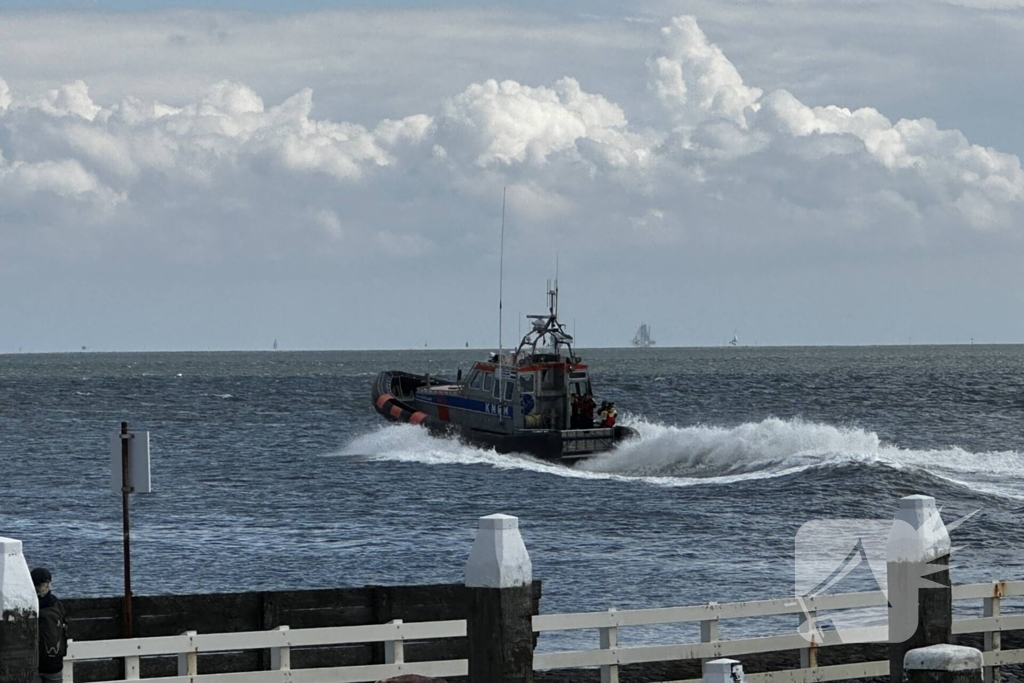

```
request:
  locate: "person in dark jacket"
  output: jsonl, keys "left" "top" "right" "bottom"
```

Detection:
{"left": 32, "top": 567, "right": 68, "bottom": 683}
{"left": 579, "top": 394, "right": 596, "bottom": 428}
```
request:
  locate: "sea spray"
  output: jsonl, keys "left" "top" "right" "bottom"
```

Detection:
{"left": 339, "top": 417, "right": 1024, "bottom": 500}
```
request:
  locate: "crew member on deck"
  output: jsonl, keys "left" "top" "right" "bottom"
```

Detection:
{"left": 579, "top": 394, "right": 596, "bottom": 428}
{"left": 599, "top": 401, "right": 617, "bottom": 427}
{"left": 570, "top": 394, "right": 582, "bottom": 429}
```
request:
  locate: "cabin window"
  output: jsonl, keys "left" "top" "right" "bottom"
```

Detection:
{"left": 540, "top": 369, "right": 553, "bottom": 388}
{"left": 469, "top": 371, "right": 482, "bottom": 390}
{"left": 570, "top": 371, "right": 588, "bottom": 380}
{"left": 493, "top": 378, "right": 501, "bottom": 398}
{"left": 504, "top": 381, "right": 515, "bottom": 401}
{"left": 519, "top": 373, "right": 535, "bottom": 393}
{"left": 483, "top": 373, "right": 494, "bottom": 392}
{"left": 571, "top": 381, "right": 586, "bottom": 396}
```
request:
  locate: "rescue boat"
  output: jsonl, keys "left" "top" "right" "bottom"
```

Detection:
{"left": 370, "top": 283, "right": 637, "bottom": 463}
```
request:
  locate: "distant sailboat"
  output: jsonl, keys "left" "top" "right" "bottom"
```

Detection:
{"left": 273, "top": 339, "right": 278, "bottom": 350}
{"left": 632, "top": 323, "right": 656, "bottom": 348}
{"left": 729, "top": 331, "right": 739, "bottom": 347}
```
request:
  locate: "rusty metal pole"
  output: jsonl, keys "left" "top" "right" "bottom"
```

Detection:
{"left": 121, "top": 421, "right": 133, "bottom": 639}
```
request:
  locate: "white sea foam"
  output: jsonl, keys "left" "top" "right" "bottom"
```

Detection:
{"left": 339, "top": 424, "right": 573, "bottom": 476}
{"left": 335, "top": 417, "right": 1024, "bottom": 499}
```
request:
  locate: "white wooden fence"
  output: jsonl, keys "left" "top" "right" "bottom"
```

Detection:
{"left": 63, "top": 580, "right": 1024, "bottom": 683}
{"left": 64, "top": 619, "right": 468, "bottom": 683}
{"left": 531, "top": 580, "right": 1024, "bottom": 683}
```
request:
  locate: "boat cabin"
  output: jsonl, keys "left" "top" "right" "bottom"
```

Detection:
{"left": 448, "top": 282, "right": 598, "bottom": 433}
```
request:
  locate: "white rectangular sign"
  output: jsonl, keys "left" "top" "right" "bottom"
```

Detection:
{"left": 110, "top": 431, "right": 152, "bottom": 494}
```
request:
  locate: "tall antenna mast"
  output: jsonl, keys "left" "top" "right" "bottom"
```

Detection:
{"left": 498, "top": 187, "right": 506, "bottom": 421}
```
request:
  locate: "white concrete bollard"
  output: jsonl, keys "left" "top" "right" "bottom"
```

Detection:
{"left": 0, "top": 537, "right": 39, "bottom": 683}
{"left": 887, "top": 495, "right": 953, "bottom": 683}
{"left": 465, "top": 514, "right": 532, "bottom": 589}
{"left": 905, "top": 644, "right": 983, "bottom": 683}
{"left": 464, "top": 514, "right": 534, "bottom": 683}
{"left": 702, "top": 658, "right": 745, "bottom": 683}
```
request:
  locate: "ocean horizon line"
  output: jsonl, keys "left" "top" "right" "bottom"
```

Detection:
{"left": 0, "top": 341, "right": 1017, "bottom": 355}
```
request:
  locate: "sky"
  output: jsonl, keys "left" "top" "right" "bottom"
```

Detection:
{"left": 2, "top": 0, "right": 1024, "bottom": 351}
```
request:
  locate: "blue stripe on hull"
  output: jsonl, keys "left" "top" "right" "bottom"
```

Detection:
{"left": 416, "top": 391, "right": 513, "bottom": 419}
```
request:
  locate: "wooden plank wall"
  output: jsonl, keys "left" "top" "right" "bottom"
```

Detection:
{"left": 63, "top": 581, "right": 543, "bottom": 681}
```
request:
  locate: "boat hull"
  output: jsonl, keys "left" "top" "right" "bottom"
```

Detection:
{"left": 371, "top": 370, "right": 636, "bottom": 463}
{"left": 448, "top": 425, "right": 636, "bottom": 463}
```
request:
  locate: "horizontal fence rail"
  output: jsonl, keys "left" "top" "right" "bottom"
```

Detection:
{"left": 531, "top": 580, "right": 1024, "bottom": 683}
{"left": 63, "top": 619, "right": 467, "bottom": 683}
{"left": 63, "top": 581, "right": 1024, "bottom": 683}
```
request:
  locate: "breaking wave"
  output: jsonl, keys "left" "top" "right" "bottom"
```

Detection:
{"left": 336, "top": 416, "right": 1024, "bottom": 500}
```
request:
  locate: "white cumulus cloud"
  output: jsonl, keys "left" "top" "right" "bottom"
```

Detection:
{"left": 641, "top": 16, "right": 1024, "bottom": 230}
{"left": 0, "top": 157, "right": 125, "bottom": 212}
{"left": 33, "top": 80, "right": 102, "bottom": 121}
{"left": 441, "top": 77, "right": 647, "bottom": 169}
{"left": 0, "top": 10, "right": 1022, "bottom": 266}
{"left": 0, "top": 78, "right": 11, "bottom": 112}
{"left": 760, "top": 89, "right": 1024, "bottom": 227}
{"left": 649, "top": 15, "right": 763, "bottom": 129}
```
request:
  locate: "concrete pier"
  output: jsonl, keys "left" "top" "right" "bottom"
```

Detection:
{"left": 0, "top": 537, "right": 38, "bottom": 683}
{"left": 465, "top": 513, "right": 534, "bottom": 683}
{"left": 702, "top": 658, "right": 745, "bottom": 683}
{"left": 905, "top": 644, "right": 983, "bottom": 683}
{"left": 888, "top": 495, "right": 952, "bottom": 683}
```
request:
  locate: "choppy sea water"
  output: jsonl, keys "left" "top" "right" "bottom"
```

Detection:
{"left": 1, "top": 346, "right": 1022, "bottom": 650}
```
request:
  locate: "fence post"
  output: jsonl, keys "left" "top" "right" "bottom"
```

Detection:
{"left": 905, "top": 644, "right": 983, "bottom": 683}
{"left": 260, "top": 591, "right": 281, "bottom": 670}
{"left": 703, "top": 658, "right": 745, "bottom": 683}
{"left": 0, "top": 537, "right": 38, "bottom": 683}
{"left": 177, "top": 630, "right": 198, "bottom": 676}
{"left": 799, "top": 609, "right": 817, "bottom": 669}
{"left": 270, "top": 626, "right": 290, "bottom": 671}
{"left": 888, "top": 495, "right": 952, "bottom": 683}
{"left": 124, "top": 656, "right": 140, "bottom": 680}
{"left": 384, "top": 619, "right": 404, "bottom": 665}
{"left": 465, "top": 513, "right": 534, "bottom": 683}
{"left": 982, "top": 583, "right": 1001, "bottom": 683}
{"left": 61, "top": 652, "right": 73, "bottom": 683}
{"left": 701, "top": 602, "right": 719, "bottom": 670}
{"left": 600, "top": 608, "right": 618, "bottom": 683}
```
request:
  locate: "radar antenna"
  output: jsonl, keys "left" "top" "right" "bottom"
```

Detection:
{"left": 517, "top": 278, "right": 575, "bottom": 362}
{"left": 498, "top": 188, "right": 506, "bottom": 421}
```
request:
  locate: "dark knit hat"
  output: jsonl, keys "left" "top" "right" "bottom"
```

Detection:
{"left": 31, "top": 567, "right": 52, "bottom": 586}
